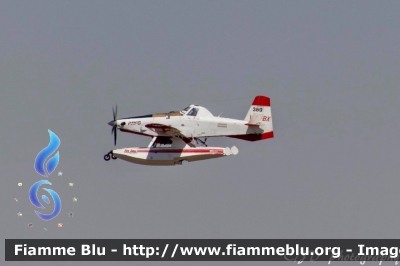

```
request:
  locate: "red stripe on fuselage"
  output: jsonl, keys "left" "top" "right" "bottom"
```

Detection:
{"left": 125, "top": 149, "right": 224, "bottom": 154}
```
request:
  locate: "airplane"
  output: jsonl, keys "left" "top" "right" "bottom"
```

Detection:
{"left": 104, "top": 95, "right": 273, "bottom": 166}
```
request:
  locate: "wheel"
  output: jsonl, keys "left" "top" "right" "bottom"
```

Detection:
{"left": 111, "top": 154, "right": 117, "bottom": 160}
{"left": 104, "top": 154, "right": 111, "bottom": 161}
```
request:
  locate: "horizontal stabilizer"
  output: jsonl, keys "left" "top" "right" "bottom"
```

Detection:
{"left": 246, "top": 113, "right": 263, "bottom": 126}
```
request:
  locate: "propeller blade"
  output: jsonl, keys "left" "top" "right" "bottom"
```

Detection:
{"left": 112, "top": 105, "right": 118, "bottom": 121}
{"left": 114, "top": 127, "right": 117, "bottom": 146}
{"left": 110, "top": 104, "right": 118, "bottom": 146}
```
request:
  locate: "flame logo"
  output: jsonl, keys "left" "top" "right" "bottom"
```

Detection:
{"left": 31, "top": 130, "right": 62, "bottom": 221}
{"left": 34, "top": 130, "right": 60, "bottom": 177}
{"left": 29, "top": 180, "right": 62, "bottom": 221}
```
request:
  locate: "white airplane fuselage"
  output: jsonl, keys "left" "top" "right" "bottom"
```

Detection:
{"left": 116, "top": 102, "right": 273, "bottom": 141}
{"left": 122, "top": 116, "right": 258, "bottom": 138}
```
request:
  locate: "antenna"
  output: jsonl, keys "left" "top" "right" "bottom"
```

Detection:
{"left": 218, "top": 112, "right": 223, "bottom": 117}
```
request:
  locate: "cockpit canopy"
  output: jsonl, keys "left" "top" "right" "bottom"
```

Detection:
{"left": 180, "top": 105, "right": 213, "bottom": 117}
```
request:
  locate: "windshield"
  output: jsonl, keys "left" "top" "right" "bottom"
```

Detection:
{"left": 182, "top": 106, "right": 191, "bottom": 112}
{"left": 187, "top": 108, "right": 198, "bottom": 116}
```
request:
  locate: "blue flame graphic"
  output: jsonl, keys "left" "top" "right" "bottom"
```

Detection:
{"left": 34, "top": 130, "right": 60, "bottom": 177}
{"left": 29, "top": 180, "right": 62, "bottom": 221}
{"left": 42, "top": 195, "right": 50, "bottom": 204}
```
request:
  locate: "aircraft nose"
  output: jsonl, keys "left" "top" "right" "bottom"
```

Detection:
{"left": 108, "top": 120, "right": 116, "bottom": 126}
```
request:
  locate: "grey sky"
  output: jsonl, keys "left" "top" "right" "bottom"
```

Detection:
{"left": 1, "top": 1, "right": 400, "bottom": 265}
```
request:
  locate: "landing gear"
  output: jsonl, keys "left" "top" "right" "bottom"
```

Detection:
{"left": 104, "top": 151, "right": 117, "bottom": 161}
{"left": 195, "top": 138, "right": 208, "bottom": 147}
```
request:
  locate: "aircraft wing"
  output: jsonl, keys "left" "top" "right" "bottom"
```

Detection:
{"left": 145, "top": 123, "right": 192, "bottom": 143}
{"left": 148, "top": 136, "right": 195, "bottom": 148}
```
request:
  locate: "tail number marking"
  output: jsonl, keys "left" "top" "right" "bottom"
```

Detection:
{"left": 262, "top": 116, "right": 271, "bottom": 122}
{"left": 253, "top": 107, "right": 263, "bottom": 112}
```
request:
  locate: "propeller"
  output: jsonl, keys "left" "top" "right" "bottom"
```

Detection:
{"left": 108, "top": 105, "right": 118, "bottom": 146}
